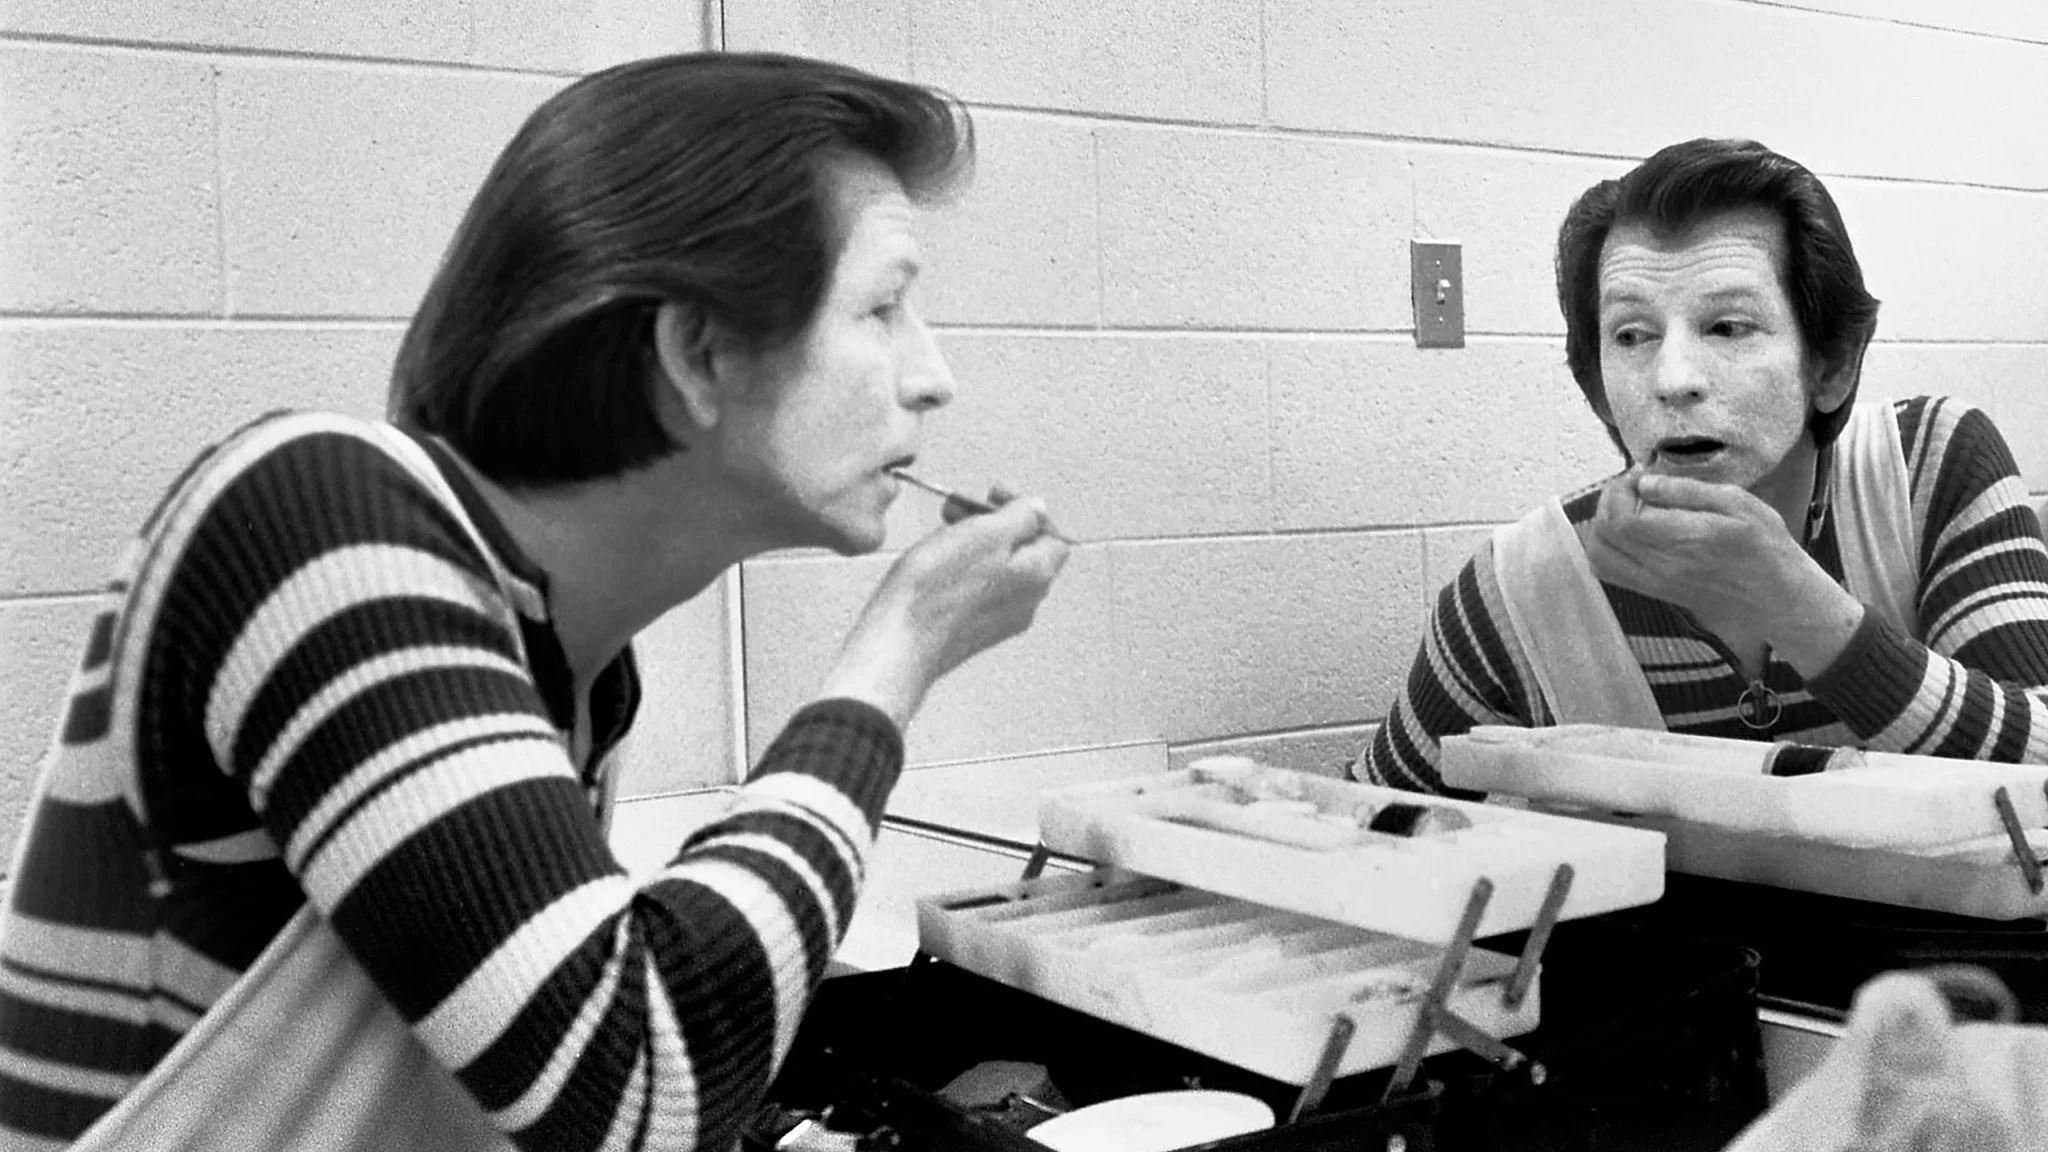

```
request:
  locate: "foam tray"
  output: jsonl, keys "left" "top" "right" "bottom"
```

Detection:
{"left": 1441, "top": 724, "right": 2048, "bottom": 850}
{"left": 1035, "top": 765, "right": 1666, "bottom": 943}
{"left": 1576, "top": 809, "right": 2048, "bottom": 921}
{"left": 916, "top": 868, "right": 1540, "bottom": 1085}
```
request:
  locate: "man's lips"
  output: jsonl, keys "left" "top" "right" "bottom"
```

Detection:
{"left": 1650, "top": 436, "right": 1727, "bottom": 467}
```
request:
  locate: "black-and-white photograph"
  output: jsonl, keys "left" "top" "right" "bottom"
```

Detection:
{"left": 3, "top": 3, "right": 2047, "bottom": 1149}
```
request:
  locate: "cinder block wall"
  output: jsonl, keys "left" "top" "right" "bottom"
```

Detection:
{"left": 730, "top": 0, "right": 2048, "bottom": 785}
{"left": 5, "top": 2, "right": 2048, "bottom": 872}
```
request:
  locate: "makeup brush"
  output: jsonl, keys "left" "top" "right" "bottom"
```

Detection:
{"left": 889, "top": 468, "right": 1077, "bottom": 545}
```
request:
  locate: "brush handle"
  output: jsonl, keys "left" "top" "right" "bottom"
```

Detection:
{"left": 893, "top": 471, "right": 1075, "bottom": 544}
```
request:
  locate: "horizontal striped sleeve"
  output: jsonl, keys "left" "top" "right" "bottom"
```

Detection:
{"left": 130, "top": 419, "right": 906, "bottom": 1152}
{"left": 742, "top": 698, "right": 903, "bottom": 820}
{"left": 1807, "top": 398, "right": 2048, "bottom": 763}
{"left": 1359, "top": 549, "right": 1540, "bottom": 795}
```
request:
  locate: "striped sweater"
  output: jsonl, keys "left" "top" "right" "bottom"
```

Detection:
{"left": 0, "top": 412, "right": 902, "bottom": 1150}
{"left": 1361, "top": 396, "right": 2048, "bottom": 793}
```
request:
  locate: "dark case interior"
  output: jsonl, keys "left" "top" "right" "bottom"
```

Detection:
{"left": 756, "top": 913, "right": 1768, "bottom": 1152}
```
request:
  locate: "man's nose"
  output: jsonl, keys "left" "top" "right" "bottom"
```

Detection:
{"left": 1651, "top": 334, "right": 1710, "bottom": 404}
{"left": 899, "top": 303, "right": 955, "bottom": 411}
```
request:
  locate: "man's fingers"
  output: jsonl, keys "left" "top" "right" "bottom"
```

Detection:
{"left": 995, "top": 497, "right": 1055, "bottom": 547}
{"left": 1594, "top": 473, "right": 1642, "bottom": 526}
{"left": 940, "top": 494, "right": 985, "bottom": 525}
{"left": 1633, "top": 473, "right": 1741, "bottom": 512}
{"left": 1582, "top": 531, "right": 1656, "bottom": 598}
{"left": 938, "top": 481, "right": 1021, "bottom": 526}
{"left": 938, "top": 494, "right": 1053, "bottom": 546}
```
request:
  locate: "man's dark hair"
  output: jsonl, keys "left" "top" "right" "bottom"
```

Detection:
{"left": 390, "top": 52, "right": 973, "bottom": 487}
{"left": 1555, "top": 138, "right": 1879, "bottom": 453}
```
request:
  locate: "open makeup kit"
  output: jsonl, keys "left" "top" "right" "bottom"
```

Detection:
{"left": 754, "top": 727, "right": 2048, "bottom": 1151}
{"left": 1443, "top": 726, "right": 2048, "bottom": 1024}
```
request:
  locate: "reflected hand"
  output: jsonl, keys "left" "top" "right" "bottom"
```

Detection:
{"left": 1582, "top": 468, "right": 1863, "bottom": 677}
{"left": 1583, "top": 467, "right": 1812, "bottom": 624}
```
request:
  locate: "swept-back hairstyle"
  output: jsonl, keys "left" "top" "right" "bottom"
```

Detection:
{"left": 390, "top": 52, "right": 973, "bottom": 487}
{"left": 1555, "top": 138, "right": 1879, "bottom": 452}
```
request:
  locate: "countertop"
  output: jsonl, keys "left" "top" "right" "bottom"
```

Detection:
{"left": 606, "top": 742, "right": 1168, "bottom": 971}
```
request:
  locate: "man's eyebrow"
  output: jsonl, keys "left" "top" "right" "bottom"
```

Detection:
{"left": 1597, "top": 286, "right": 1652, "bottom": 309}
{"left": 1699, "top": 285, "right": 1767, "bottom": 305}
{"left": 1598, "top": 284, "right": 1768, "bottom": 310}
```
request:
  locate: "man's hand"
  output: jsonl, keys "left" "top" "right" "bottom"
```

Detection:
{"left": 821, "top": 491, "right": 1068, "bottom": 731}
{"left": 1583, "top": 468, "right": 1865, "bottom": 678}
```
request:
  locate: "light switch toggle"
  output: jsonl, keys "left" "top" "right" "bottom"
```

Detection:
{"left": 1411, "top": 240, "right": 1465, "bottom": 349}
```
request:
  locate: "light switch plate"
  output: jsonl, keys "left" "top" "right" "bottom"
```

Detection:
{"left": 1411, "top": 240, "right": 1465, "bottom": 348}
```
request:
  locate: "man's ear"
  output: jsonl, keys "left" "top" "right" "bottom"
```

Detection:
{"left": 653, "top": 301, "right": 725, "bottom": 432}
{"left": 1811, "top": 339, "right": 1867, "bottom": 415}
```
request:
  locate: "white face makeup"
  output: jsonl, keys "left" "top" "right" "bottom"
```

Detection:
{"left": 1595, "top": 207, "right": 1843, "bottom": 514}
{"left": 714, "top": 156, "right": 956, "bottom": 555}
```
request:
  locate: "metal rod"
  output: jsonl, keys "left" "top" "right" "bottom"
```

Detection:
{"left": 1429, "top": 1007, "right": 1527, "bottom": 1071}
{"left": 1288, "top": 1014, "right": 1356, "bottom": 1123}
{"left": 1506, "top": 863, "right": 1574, "bottom": 1009}
{"left": 1993, "top": 786, "right": 2042, "bottom": 895}
{"left": 1385, "top": 877, "right": 1494, "bottom": 1100}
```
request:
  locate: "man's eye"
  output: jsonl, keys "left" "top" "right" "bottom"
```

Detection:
{"left": 1610, "top": 327, "right": 1649, "bottom": 348}
{"left": 1709, "top": 318, "right": 1756, "bottom": 338}
{"left": 871, "top": 300, "right": 902, "bottom": 322}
